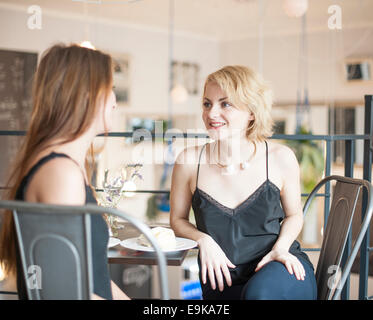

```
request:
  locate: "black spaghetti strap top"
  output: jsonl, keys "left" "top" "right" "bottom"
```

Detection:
{"left": 191, "top": 141, "right": 313, "bottom": 285}
{"left": 14, "top": 152, "right": 112, "bottom": 300}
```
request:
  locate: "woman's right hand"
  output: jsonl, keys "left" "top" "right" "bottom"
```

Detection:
{"left": 197, "top": 234, "right": 236, "bottom": 292}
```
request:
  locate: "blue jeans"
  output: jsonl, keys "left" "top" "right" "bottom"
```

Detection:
{"left": 202, "top": 258, "right": 317, "bottom": 300}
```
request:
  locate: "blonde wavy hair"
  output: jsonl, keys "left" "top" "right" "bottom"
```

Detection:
{"left": 203, "top": 65, "right": 274, "bottom": 142}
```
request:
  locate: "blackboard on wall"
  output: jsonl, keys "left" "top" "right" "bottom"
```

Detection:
{"left": 0, "top": 49, "right": 38, "bottom": 187}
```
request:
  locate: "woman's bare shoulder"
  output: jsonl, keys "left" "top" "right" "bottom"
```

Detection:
{"left": 175, "top": 143, "right": 208, "bottom": 167}
{"left": 267, "top": 141, "right": 299, "bottom": 169}
{"left": 27, "top": 157, "right": 86, "bottom": 204}
{"left": 172, "top": 143, "right": 208, "bottom": 190}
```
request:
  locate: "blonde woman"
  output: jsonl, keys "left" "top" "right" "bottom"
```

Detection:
{"left": 0, "top": 44, "right": 129, "bottom": 300}
{"left": 170, "top": 66, "right": 317, "bottom": 300}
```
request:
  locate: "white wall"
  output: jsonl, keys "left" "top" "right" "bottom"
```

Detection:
{"left": 0, "top": 4, "right": 220, "bottom": 119}
{"left": 220, "top": 27, "right": 373, "bottom": 104}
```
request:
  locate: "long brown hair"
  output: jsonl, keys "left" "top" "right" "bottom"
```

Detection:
{"left": 0, "top": 43, "right": 113, "bottom": 276}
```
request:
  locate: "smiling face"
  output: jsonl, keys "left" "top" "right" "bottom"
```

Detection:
{"left": 202, "top": 81, "right": 254, "bottom": 141}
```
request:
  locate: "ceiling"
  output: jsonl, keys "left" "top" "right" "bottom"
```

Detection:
{"left": 1, "top": 0, "right": 373, "bottom": 40}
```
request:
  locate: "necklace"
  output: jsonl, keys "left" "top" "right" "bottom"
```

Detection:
{"left": 212, "top": 142, "right": 254, "bottom": 174}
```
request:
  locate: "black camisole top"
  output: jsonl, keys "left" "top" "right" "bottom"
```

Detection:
{"left": 14, "top": 152, "right": 112, "bottom": 300}
{"left": 191, "top": 142, "right": 313, "bottom": 285}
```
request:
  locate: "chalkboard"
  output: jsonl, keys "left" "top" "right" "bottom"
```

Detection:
{"left": 0, "top": 49, "right": 38, "bottom": 186}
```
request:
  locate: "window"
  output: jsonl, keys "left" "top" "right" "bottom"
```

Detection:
{"left": 329, "top": 107, "right": 355, "bottom": 163}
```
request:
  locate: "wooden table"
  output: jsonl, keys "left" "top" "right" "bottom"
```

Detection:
{"left": 107, "top": 222, "right": 194, "bottom": 266}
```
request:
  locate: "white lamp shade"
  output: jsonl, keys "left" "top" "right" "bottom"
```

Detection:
{"left": 283, "top": 0, "right": 308, "bottom": 18}
{"left": 80, "top": 40, "right": 96, "bottom": 50}
{"left": 171, "top": 84, "right": 188, "bottom": 104}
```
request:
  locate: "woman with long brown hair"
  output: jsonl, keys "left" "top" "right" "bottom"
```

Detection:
{"left": 0, "top": 43, "right": 129, "bottom": 300}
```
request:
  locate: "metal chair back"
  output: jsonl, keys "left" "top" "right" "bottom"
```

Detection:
{"left": 303, "top": 175, "right": 373, "bottom": 300}
{"left": 0, "top": 201, "right": 169, "bottom": 300}
{"left": 14, "top": 209, "right": 92, "bottom": 300}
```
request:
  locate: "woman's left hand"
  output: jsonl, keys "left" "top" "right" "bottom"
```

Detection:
{"left": 255, "top": 249, "right": 305, "bottom": 281}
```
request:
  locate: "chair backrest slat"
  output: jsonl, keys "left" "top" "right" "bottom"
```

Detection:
{"left": 13, "top": 210, "right": 93, "bottom": 300}
{"left": 315, "top": 181, "right": 361, "bottom": 300}
{"left": 303, "top": 175, "right": 373, "bottom": 300}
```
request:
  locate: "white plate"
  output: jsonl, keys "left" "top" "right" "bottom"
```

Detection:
{"left": 120, "top": 237, "right": 197, "bottom": 252}
{"left": 108, "top": 237, "right": 121, "bottom": 248}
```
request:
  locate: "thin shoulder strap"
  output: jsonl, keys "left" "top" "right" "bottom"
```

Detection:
{"left": 20, "top": 153, "right": 61, "bottom": 190}
{"left": 37, "top": 152, "right": 87, "bottom": 185}
{"left": 265, "top": 141, "right": 269, "bottom": 180}
{"left": 196, "top": 143, "right": 207, "bottom": 189}
{"left": 19, "top": 152, "right": 87, "bottom": 199}
{"left": 52, "top": 152, "right": 88, "bottom": 185}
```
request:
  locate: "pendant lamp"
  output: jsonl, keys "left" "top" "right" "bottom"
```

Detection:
{"left": 80, "top": 41, "right": 96, "bottom": 50}
{"left": 171, "top": 84, "right": 188, "bottom": 104}
{"left": 283, "top": 0, "right": 308, "bottom": 18}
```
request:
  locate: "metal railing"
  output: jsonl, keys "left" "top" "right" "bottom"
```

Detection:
{"left": 1, "top": 95, "right": 372, "bottom": 299}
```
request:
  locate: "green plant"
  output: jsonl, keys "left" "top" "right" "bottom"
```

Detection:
{"left": 286, "top": 127, "right": 325, "bottom": 194}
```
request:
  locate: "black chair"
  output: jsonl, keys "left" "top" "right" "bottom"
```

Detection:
{"left": 303, "top": 175, "right": 373, "bottom": 300}
{"left": 0, "top": 201, "right": 169, "bottom": 300}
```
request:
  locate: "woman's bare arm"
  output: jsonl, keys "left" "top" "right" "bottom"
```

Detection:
{"left": 255, "top": 145, "right": 305, "bottom": 280}
{"left": 170, "top": 148, "right": 207, "bottom": 242}
{"left": 274, "top": 146, "right": 304, "bottom": 251}
{"left": 25, "top": 158, "right": 86, "bottom": 204}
